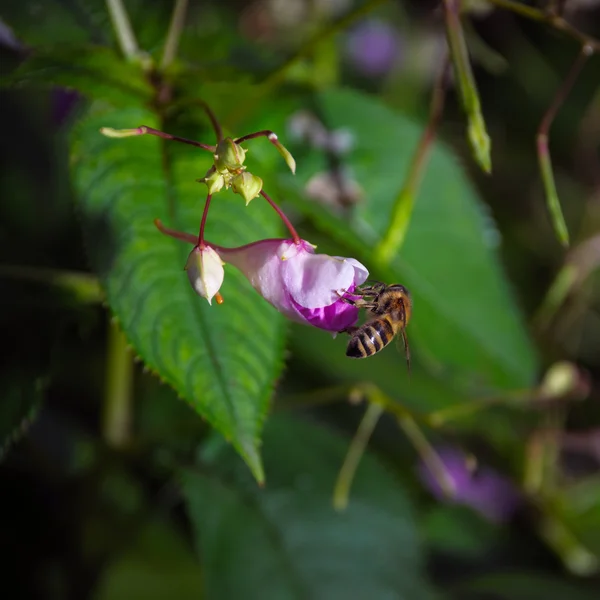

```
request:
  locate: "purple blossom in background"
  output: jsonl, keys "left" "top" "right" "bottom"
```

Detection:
{"left": 418, "top": 446, "right": 521, "bottom": 523}
{"left": 345, "top": 19, "right": 401, "bottom": 77}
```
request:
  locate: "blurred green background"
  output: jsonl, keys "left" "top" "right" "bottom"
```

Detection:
{"left": 1, "top": 1, "right": 599, "bottom": 599}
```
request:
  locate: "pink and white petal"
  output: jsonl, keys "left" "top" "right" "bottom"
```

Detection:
{"left": 334, "top": 256, "right": 369, "bottom": 286}
{"left": 283, "top": 254, "right": 361, "bottom": 309}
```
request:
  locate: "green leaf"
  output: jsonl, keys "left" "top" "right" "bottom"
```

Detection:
{"left": 183, "top": 415, "right": 436, "bottom": 600}
{"left": 1, "top": 0, "right": 110, "bottom": 47}
{"left": 277, "top": 89, "right": 537, "bottom": 394}
{"left": 70, "top": 102, "right": 288, "bottom": 483}
{"left": 451, "top": 571, "right": 599, "bottom": 600}
{"left": 3, "top": 45, "right": 152, "bottom": 107}
{"left": 0, "top": 372, "right": 44, "bottom": 460}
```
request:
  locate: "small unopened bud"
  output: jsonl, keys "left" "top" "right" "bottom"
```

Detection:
{"left": 185, "top": 245, "right": 225, "bottom": 305}
{"left": 537, "top": 361, "right": 590, "bottom": 402}
{"left": 268, "top": 132, "right": 297, "bottom": 174}
{"left": 200, "top": 167, "right": 225, "bottom": 195}
{"left": 232, "top": 172, "right": 263, "bottom": 205}
{"left": 214, "top": 138, "right": 246, "bottom": 173}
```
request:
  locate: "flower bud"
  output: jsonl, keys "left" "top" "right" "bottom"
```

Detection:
{"left": 185, "top": 245, "right": 225, "bottom": 305}
{"left": 232, "top": 172, "right": 263, "bottom": 205}
{"left": 214, "top": 138, "right": 246, "bottom": 173}
{"left": 200, "top": 167, "right": 225, "bottom": 195}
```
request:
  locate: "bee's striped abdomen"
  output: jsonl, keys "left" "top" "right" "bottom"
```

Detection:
{"left": 346, "top": 318, "right": 394, "bottom": 358}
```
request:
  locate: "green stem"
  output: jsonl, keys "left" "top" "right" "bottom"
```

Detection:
{"left": 105, "top": 0, "right": 141, "bottom": 61}
{"left": 374, "top": 56, "right": 450, "bottom": 266}
{"left": 397, "top": 413, "right": 456, "bottom": 498}
{"left": 442, "top": 0, "right": 492, "bottom": 173}
{"left": 161, "top": 0, "right": 189, "bottom": 70}
{"left": 333, "top": 402, "right": 384, "bottom": 511}
{"left": 533, "top": 264, "right": 578, "bottom": 329}
{"left": 486, "top": 0, "right": 600, "bottom": 52}
{"left": 103, "top": 321, "right": 134, "bottom": 449}
{"left": 537, "top": 45, "right": 593, "bottom": 247}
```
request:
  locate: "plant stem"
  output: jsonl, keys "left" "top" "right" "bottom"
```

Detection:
{"left": 101, "top": 125, "right": 215, "bottom": 151}
{"left": 200, "top": 101, "right": 223, "bottom": 143}
{"left": 197, "top": 193, "right": 212, "bottom": 247}
{"left": 105, "top": 0, "right": 141, "bottom": 61}
{"left": 374, "top": 56, "right": 450, "bottom": 266}
{"left": 234, "top": 130, "right": 296, "bottom": 174}
{"left": 333, "top": 402, "right": 384, "bottom": 511}
{"left": 260, "top": 190, "right": 301, "bottom": 243}
{"left": 161, "top": 0, "right": 188, "bottom": 70}
{"left": 397, "top": 413, "right": 456, "bottom": 498}
{"left": 537, "top": 45, "right": 593, "bottom": 247}
{"left": 103, "top": 321, "right": 134, "bottom": 449}
{"left": 442, "top": 0, "right": 492, "bottom": 173}
{"left": 486, "top": 0, "right": 600, "bottom": 52}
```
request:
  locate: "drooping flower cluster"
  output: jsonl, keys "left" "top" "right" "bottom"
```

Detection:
{"left": 101, "top": 105, "right": 369, "bottom": 332}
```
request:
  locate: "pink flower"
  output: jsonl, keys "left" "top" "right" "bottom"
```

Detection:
{"left": 215, "top": 239, "right": 368, "bottom": 331}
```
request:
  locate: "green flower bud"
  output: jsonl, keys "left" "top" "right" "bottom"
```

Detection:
{"left": 232, "top": 172, "right": 263, "bottom": 205}
{"left": 214, "top": 138, "right": 246, "bottom": 173}
{"left": 200, "top": 167, "right": 225, "bottom": 195}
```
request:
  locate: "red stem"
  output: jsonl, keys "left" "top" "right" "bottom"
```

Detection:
{"left": 538, "top": 45, "right": 592, "bottom": 143}
{"left": 154, "top": 219, "right": 293, "bottom": 251}
{"left": 199, "top": 101, "right": 223, "bottom": 143}
{"left": 259, "top": 189, "right": 301, "bottom": 244}
{"left": 137, "top": 125, "right": 216, "bottom": 151}
{"left": 197, "top": 193, "right": 213, "bottom": 247}
{"left": 234, "top": 130, "right": 276, "bottom": 144}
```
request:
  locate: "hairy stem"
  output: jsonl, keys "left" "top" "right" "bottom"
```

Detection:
{"left": 105, "top": 0, "right": 141, "bottom": 61}
{"left": 333, "top": 402, "right": 384, "bottom": 511}
{"left": 161, "top": 0, "right": 189, "bottom": 70}
{"left": 103, "top": 322, "right": 134, "bottom": 449}
{"left": 374, "top": 55, "right": 451, "bottom": 265}
{"left": 537, "top": 45, "right": 593, "bottom": 247}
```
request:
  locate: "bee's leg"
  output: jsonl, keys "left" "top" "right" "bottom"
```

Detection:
{"left": 338, "top": 326, "right": 359, "bottom": 335}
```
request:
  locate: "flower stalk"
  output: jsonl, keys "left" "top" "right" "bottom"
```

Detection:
{"left": 442, "top": 0, "right": 492, "bottom": 174}
{"left": 537, "top": 44, "right": 593, "bottom": 247}
{"left": 374, "top": 55, "right": 451, "bottom": 266}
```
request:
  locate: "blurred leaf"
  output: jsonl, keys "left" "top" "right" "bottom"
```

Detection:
{"left": 277, "top": 89, "right": 537, "bottom": 393}
{"left": 94, "top": 516, "right": 203, "bottom": 600}
{"left": 422, "top": 504, "right": 503, "bottom": 558}
{"left": 70, "top": 102, "right": 288, "bottom": 483}
{"left": 544, "top": 475, "right": 600, "bottom": 573}
{"left": 0, "top": 372, "right": 43, "bottom": 460}
{"left": 3, "top": 45, "right": 152, "bottom": 107}
{"left": 1, "top": 0, "right": 110, "bottom": 47}
{"left": 451, "top": 571, "right": 599, "bottom": 600}
{"left": 183, "top": 415, "right": 436, "bottom": 600}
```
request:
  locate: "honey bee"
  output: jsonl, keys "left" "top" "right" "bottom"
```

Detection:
{"left": 339, "top": 282, "right": 412, "bottom": 370}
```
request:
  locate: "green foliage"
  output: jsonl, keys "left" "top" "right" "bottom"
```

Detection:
{"left": 71, "top": 101, "right": 287, "bottom": 482}
{"left": 4, "top": 45, "right": 153, "bottom": 107}
{"left": 184, "top": 415, "right": 436, "bottom": 600}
